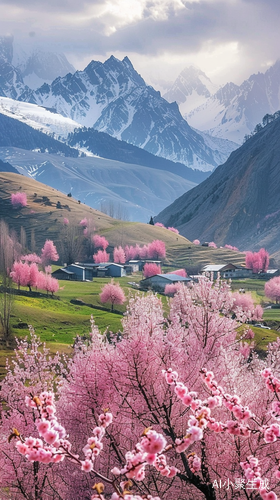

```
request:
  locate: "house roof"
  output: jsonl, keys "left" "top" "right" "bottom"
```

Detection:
{"left": 107, "top": 263, "right": 124, "bottom": 268}
{"left": 53, "top": 268, "right": 74, "bottom": 275}
{"left": 142, "top": 273, "right": 191, "bottom": 283}
{"left": 158, "top": 273, "right": 191, "bottom": 282}
{"left": 66, "top": 264, "right": 86, "bottom": 270}
{"left": 202, "top": 265, "right": 228, "bottom": 272}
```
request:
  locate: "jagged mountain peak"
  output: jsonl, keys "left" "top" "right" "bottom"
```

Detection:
{"left": 83, "top": 55, "right": 145, "bottom": 88}
{"left": 163, "top": 64, "right": 218, "bottom": 116}
{"left": 20, "top": 50, "right": 75, "bottom": 80}
{"left": 187, "top": 58, "right": 280, "bottom": 144}
{"left": 122, "top": 55, "right": 134, "bottom": 68}
{"left": 0, "top": 49, "right": 237, "bottom": 171}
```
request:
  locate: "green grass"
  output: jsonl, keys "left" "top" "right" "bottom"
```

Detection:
{"left": 2, "top": 275, "right": 280, "bottom": 382}
{"left": 9, "top": 275, "right": 143, "bottom": 345}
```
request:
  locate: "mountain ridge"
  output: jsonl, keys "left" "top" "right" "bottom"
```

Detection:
{"left": 187, "top": 60, "right": 280, "bottom": 144}
{"left": 155, "top": 114, "right": 280, "bottom": 262}
{"left": 0, "top": 40, "right": 237, "bottom": 172}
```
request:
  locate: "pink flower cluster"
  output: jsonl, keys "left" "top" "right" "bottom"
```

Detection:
{"left": 16, "top": 391, "right": 169, "bottom": 500}
{"left": 112, "top": 429, "right": 178, "bottom": 481}
{"left": 240, "top": 457, "right": 277, "bottom": 500}
{"left": 201, "top": 369, "right": 252, "bottom": 433}
{"left": 16, "top": 392, "right": 68, "bottom": 464}
{"left": 188, "top": 453, "right": 201, "bottom": 473}
{"left": 163, "top": 368, "right": 253, "bottom": 453}
{"left": 11, "top": 191, "right": 27, "bottom": 208}
{"left": 79, "top": 217, "right": 88, "bottom": 227}
{"left": 163, "top": 369, "right": 209, "bottom": 453}
{"left": 81, "top": 412, "right": 113, "bottom": 472}
{"left": 262, "top": 368, "right": 280, "bottom": 393}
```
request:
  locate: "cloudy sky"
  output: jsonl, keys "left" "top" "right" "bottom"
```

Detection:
{"left": 0, "top": 0, "right": 279, "bottom": 88}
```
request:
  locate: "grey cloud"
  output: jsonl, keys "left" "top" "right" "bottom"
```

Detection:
{"left": 0, "top": 0, "right": 279, "bottom": 85}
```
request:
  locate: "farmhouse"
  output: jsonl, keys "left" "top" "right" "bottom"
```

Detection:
{"left": 202, "top": 264, "right": 253, "bottom": 279}
{"left": 52, "top": 264, "right": 95, "bottom": 281}
{"left": 140, "top": 273, "right": 191, "bottom": 293}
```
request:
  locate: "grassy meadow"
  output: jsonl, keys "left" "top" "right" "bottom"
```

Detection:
{"left": 1, "top": 273, "right": 280, "bottom": 364}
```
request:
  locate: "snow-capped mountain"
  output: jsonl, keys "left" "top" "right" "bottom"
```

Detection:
{"left": 0, "top": 35, "right": 75, "bottom": 101}
{"left": 0, "top": 94, "right": 209, "bottom": 183}
{"left": 14, "top": 50, "right": 76, "bottom": 90}
{"left": 15, "top": 56, "right": 234, "bottom": 171}
{"left": 187, "top": 60, "right": 280, "bottom": 144}
{"left": 31, "top": 56, "right": 146, "bottom": 127}
{"left": 163, "top": 65, "right": 218, "bottom": 116}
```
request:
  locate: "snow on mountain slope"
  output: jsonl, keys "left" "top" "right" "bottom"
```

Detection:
{"left": 16, "top": 50, "right": 75, "bottom": 89}
{"left": 29, "top": 56, "right": 146, "bottom": 128}
{"left": 1, "top": 55, "right": 234, "bottom": 172}
{"left": 93, "top": 83, "right": 234, "bottom": 172}
{"left": 191, "top": 128, "right": 238, "bottom": 161}
{"left": 163, "top": 66, "right": 219, "bottom": 116}
{"left": 187, "top": 60, "right": 280, "bottom": 144}
{"left": 0, "top": 35, "right": 13, "bottom": 64}
{"left": 0, "top": 147, "right": 197, "bottom": 222}
{"left": 0, "top": 96, "right": 82, "bottom": 139}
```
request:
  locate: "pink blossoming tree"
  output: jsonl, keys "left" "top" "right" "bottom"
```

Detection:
{"left": 92, "top": 234, "right": 109, "bottom": 250}
{"left": 41, "top": 240, "right": 59, "bottom": 267}
{"left": 11, "top": 192, "right": 27, "bottom": 208}
{"left": 46, "top": 278, "right": 280, "bottom": 499}
{"left": 246, "top": 248, "right": 270, "bottom": 273}
{"left": 113, "top": 246, "right": 126, "bottom": 264}
{"left": 265, "top": 277, "right": 280, "bottom": 303}
{"left": 147, "top": 240, "right": 166, "bottom": 259}
{"left": 143, "top": 262, "right": 162, "bottom": 278}
{"left": 167, "top": 227, "right": 179, "bottom": 234}
{"left": 0, "top": 331, "right": 68, "bottom": 500}
{"left": 93, "top": 250, "right": 110, "bottom": 264}
{"left": 99, "top": 280, "right": 126, "bottom": 311}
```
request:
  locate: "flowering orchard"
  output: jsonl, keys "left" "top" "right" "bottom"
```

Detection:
{"left": 9, "top": 239, "right": 60, "bottom": 295}
{"left": 1, "top": 277, "right": 280, "bottom": 500}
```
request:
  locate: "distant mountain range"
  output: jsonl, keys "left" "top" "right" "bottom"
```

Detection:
{"left": 163, "top": 61, "right": 280, "bottom": 145}
{"left": 0, "top": 36, "right": 237, "bottom": 172}
{"left": 155, "top": 112, "right": 280, "bottom": 260}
